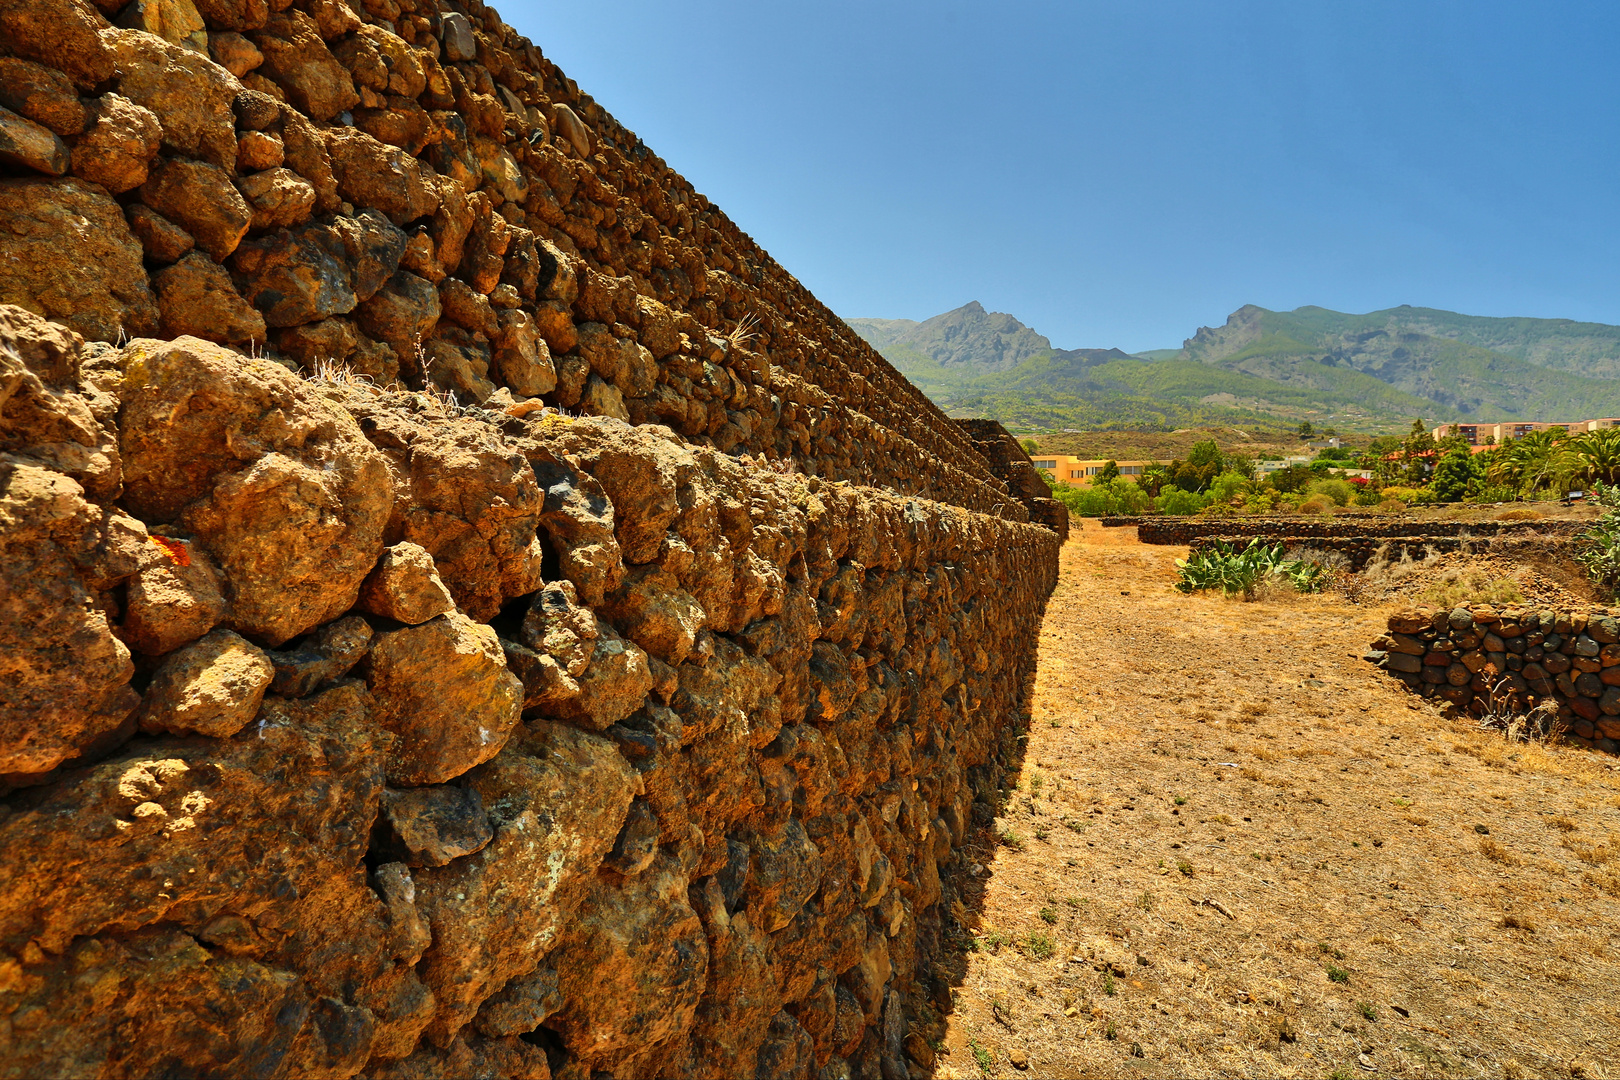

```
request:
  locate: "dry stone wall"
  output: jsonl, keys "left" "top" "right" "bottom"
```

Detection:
{"left": 1129, "top": 516, "right": 1584, "bottom": 546}
{"left": 1369, "top": 605, "right": 1620, "bottom": 753}
{"left": 0, "top": 0, "right": 1033, "bottom": 520}
{"left": 0, "top": 0, "right": 1062, "bottom": 1076}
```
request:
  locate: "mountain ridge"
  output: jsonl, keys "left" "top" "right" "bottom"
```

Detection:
{"left": 845, "top": 301, "right": 1620, "bottom": 432}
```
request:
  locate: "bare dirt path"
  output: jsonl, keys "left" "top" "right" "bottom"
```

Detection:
{"left": 925, "top": 520, "right": 1620, "bottom": 1080}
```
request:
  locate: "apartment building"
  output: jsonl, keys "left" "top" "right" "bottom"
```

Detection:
{"left": 1433, "top": 419, "right": 1620, "bottom": 445}
{"left": 1029, "top": 455, "right": 1151, "bottom": 485}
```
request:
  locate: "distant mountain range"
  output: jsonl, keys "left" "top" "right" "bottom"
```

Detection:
{"left": 845, "top": 302, "right": 1620, "bottom": 433}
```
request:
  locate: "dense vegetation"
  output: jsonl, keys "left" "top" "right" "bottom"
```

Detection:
{"left": 1035, "top": 422, "right": 1620, "bottom": 518}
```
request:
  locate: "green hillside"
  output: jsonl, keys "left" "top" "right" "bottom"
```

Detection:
{"left": 1184, "top": 305, "right": 1620, "bottom": 420}
{"left": 847, "top": 301, "right": 1620, "bottom": 433}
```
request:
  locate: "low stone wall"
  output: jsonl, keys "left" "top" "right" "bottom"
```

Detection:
{"left": 1131, "top": 517, "right": 1583, "bottom": 546}
{"left": 1368, "top": 606, "right": 1620, "bottom": 752}
{"left": 1186, "top": 534, "right": 1574, "bottom": 572}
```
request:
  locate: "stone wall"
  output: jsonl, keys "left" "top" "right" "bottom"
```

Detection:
{"left": 1184, "top": 534, "right": 1574, "bottom": 573}
{"left": 0, "top": 0, "right": 1022, "bottom": 517}
{"left": 1369, "top": 606, "right": 1620, "bottom": 753}
{"left": 0, "top": 0, "right": 1063, "bottom": 1076}
{"left": 1127, "top": 516, "right": 1583, "bottom": 546}
{"left": 953, "top": 419, "right": 1067, "bottom": 538}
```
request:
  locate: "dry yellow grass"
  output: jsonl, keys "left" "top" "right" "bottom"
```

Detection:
{"left": 920, "top": 519, "right": 1620, "bottom": 1080}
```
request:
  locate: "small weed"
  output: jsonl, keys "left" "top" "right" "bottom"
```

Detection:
{"left": 1136, "top": 890, "right": 1155, "bottom": 912}
{"left": 969, "top": 1037, "right": 994, "bottom": 1076}
{"left": 1174, "top": 796, "right": 1187, "bottom": 806}
{"left": 1327, "top": 964, "right": 1350, "bottom": 984}
{"left": 1330, "top": 1070, "right": 1354, "bottom": 1080}
{"left": 1065, "top": 896, "right": 1084, "bottom": 908}
{"left": 1063, "top": 817, "right": 1087, "bottom": 834}
{"left": 1103, "top": 972, "right": 1117, "bottom": 996}
{"left": 1000, "top": 828, "right": 1026, "bottom": 851}
{"left": 1176, "top": 860, "right": 1194, "bottom": 878}
{"left": 1358, "top": 1001, "right": 1378, "bottom": 1021}
{"left": 1039, "top": 906, "right": 1058, "bottom": 925}
{"left": 1028, "top": 932, "right": 1055, "bottom": 959}
{"left": 1105, "top": 1020, "right": 1118, "bottom": 1040}
{"left": 1034, "top": 825, "right": 1051, "bottom": 842}
{"left": 983, "top": 930, "right": 1007, "bottom": 951}
{"left": 1318, "top": 943, "right": 1345, "bottom": 960}
{"left": 1030, "top": 772, "right": 1045, "bottom": 794}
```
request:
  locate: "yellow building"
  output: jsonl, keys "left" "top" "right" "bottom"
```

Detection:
{"left": 1029, "top": 455, "right": 1152, "bottom": 486}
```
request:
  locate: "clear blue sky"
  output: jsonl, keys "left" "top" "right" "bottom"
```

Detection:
{"left": 503, "top": 0, "right": 1620, "bottom": 353}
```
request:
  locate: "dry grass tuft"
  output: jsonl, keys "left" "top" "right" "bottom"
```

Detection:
{"left": 1415, "top": 565, "right": 1527, "bottom": 608}
{"left": 1562, "top": 836, "right": 1613, "bottom": 865}
{"left": 1497, "top": 507, "right": 1544, "bottom": 521}
{"left": 724, "top": 312, "right": 760, "bottom": 351}
{"left": 1480, "top": 838, "right": 1519, "bottom": 865}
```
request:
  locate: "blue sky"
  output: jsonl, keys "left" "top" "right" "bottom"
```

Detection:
{"left": 504, "top": 1, "right": 1620, "bottom": 353}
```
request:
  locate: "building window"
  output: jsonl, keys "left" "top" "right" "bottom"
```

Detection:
{"left": 1070, "top": 470, "right": 1081, "bottom": 478}
{"left": 1034, "top": 460, "right": 1056, "bottom": 469}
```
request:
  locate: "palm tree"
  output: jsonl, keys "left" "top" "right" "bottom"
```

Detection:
{"left": 1487, "top": 429, "right": 1579, "bottom": 496}
{"left": 1573, "top": 428, "right": 1620, "bottom": 487}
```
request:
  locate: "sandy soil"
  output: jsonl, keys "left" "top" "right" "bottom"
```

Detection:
{"left": 918, "top": 520, "right": 1620, "bottom": 1080}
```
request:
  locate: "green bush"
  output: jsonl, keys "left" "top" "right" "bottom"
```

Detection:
{"left": 1155, "top": 488, "right": 1208, "bottom": 515}
{"left": 1468, "top": 484, "right": 1520, "bottom": 504}
{"left": 1306, "top": 478, "right": 1354, "bottom": 506}
{"left": 1048, "top": 477, "right": 1151, "bottom": 517}
{"left": 1207, "top": 471, "right": 1251, "bottom": 503}
{"left": 1174, "top": 540, "right": 1328, "bottom": 599}
{"left": 1576, "top": 482, "right": 1620, "bottom": 598}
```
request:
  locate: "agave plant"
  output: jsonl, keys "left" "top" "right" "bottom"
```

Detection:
{"left": 1173, "top": 539, "right": 1328, "bottom": 599}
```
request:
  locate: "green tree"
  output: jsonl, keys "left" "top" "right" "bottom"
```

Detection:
{"left": 1021, "top": 438, "right": 1039, "bottom": 455}
{"left": 1140, "top": 462, "right": 1170, "bottom": 497}
{"left": 1269, "top": 464, "right": 1312, "bottom": 493}
{"left": 1488, "top": 429, "right": 1578, "bottom": 496}
{"left": 1097, "top": 460, "right": 1120, "bottom": 483}
{"left": 1400, "top": 419, "right": 1438, "bottom": 484}
{"left": 1431, "top": 444, "right": 1483, "bottom": 502}
{"left": 1297, "top": 420, "right": 1315, "bottom": 439}
{"left": 1574, "top": 428, "right": 1620, "bottom": 487}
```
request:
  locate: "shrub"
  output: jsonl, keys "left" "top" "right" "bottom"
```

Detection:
{"left": 1496, "top": 507, "right": 1542, "bottom": 521}
{"left": 1307, "top": 478, "right": 1355, "bottom": 506}
{"left": 1377, "top": 499, "right": 1407, "bottom": 513}
{"left": 1469, "top": 483, "right": 1520, "bottom": 504}
{"left": 1208, "top": 471, "right": 1251, "bottom": 503}
{"left": 1575, "top": 481, "right": 1620, "bottom": 597}
{"left": 1155, "top": 488, "right": 1208, "bottom": 515}
{"left": 1352, "top": 487, "right": 1382, "bottom": 507}
{"left": 1380, "top": 486, "right": 1421, "bottom": 503}
{"left": 1296, "top": 497, "right": 1334, "bottom": 515}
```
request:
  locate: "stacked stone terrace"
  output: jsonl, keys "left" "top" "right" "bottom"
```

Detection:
{"left": 0, "top": 1, "right": 1061, "bottom": 1077}
{"left": 0, "top": 0, "right": 1032, "bottom": 519}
